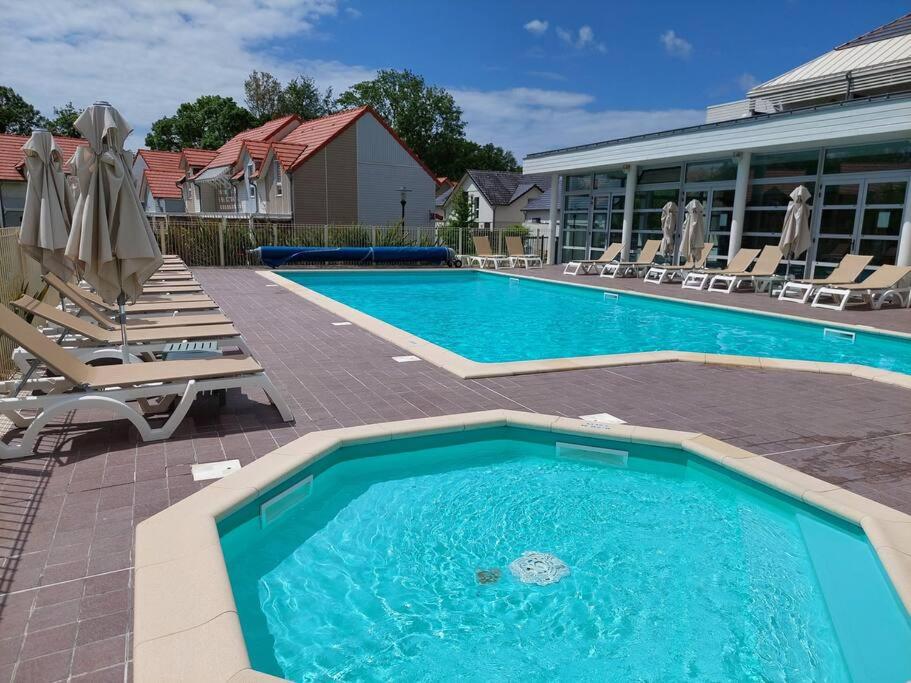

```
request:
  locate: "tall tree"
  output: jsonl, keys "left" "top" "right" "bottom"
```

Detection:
{"left": 446, "top": 190, "right": 477, "bottom": 228}
{"left": 0, "top": 86, "right": 45, "bottom": 135}
{"left": 46, "top": 102, "right": 82, "bottom": 138}
{"left": 244, "top": 71, "right": 282, "bottom": 123}
{"left": 456, "top": 140, "right": 521, "bottom": 175}
{"left": 279, "top": 75, "right": 334, "bottom": 120}
{"left": 145, "top": 95, "right": 254, "bottom": 150}
{"left": 336, "top": 69, "right": 465, "bottom": 177}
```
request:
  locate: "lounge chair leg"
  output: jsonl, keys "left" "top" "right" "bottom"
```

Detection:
{"left": 258, "top": 374, "right": 295, "bottom": 422}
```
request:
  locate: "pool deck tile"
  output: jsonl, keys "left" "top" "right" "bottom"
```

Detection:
{"left": 1, "top": 265, "right": 910, "bottom": 681}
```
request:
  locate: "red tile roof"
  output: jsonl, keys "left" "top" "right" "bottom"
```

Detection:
{"left": 269, "top": 141, "right": 309, "bottom": 170}
{"left": 143, "top": 169, "right": 185, "bottom": 199}
{"left": 0, "top": 133, "right": 87, "bottom": 182}
{"left": 236, "top": 114, "right": 300, "bottom": 142}
{"left": 136, "top": 148, "right": 182, "bottom": 171}
{"left": 180, "top": 148, "right": 217, "bottom": 168}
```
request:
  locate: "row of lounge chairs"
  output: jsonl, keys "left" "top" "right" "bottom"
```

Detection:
{"left": 563, "top": 239, "right": 911, "bottom": 311}
{"left": 464, "top": 236, "right": 543, "bottom": 269}
{"left": 0, "top": 256, "right": 293, "bottom": 458}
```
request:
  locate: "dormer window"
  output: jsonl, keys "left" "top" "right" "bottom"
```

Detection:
{"left": 274, "top": 160, "right": 282, "bottom": 197}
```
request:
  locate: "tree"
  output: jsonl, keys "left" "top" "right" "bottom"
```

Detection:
{"left": 456, "top": 141, "right": 521, "bottom": 175}
{"left": 0, "top": 86, "right": 45, "bottom": 135}
{"left": 145, "top": 96, "right": 254, "bottom": 151}
{"left": 446, "top": 190, "right": 476, "bottom": 228}
{"left": 279, "top": 75, "right": 334, "bottom": 120}
{"left": 337, "top": 69, "right": 466, "bottom": 178}
{"left": 244, "top": 71, "right": 282, "bottom": 123}
{"left": 46, "top": 102, "right": 82, "bottom": 138}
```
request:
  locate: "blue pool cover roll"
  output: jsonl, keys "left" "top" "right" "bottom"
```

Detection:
{"left": 253, "top": 245, "right": 458, "bottom": 268}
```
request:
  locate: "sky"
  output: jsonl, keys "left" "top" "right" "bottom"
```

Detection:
{"left": 1, "top": 0, "right": 908, "bottom": 163}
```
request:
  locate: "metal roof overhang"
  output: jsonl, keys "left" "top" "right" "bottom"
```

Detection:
{"left": 523, "top": 94, "right": 911, "bottom": 175}
{"left": 194, "top": 166, "right": 233, "bottom": 184}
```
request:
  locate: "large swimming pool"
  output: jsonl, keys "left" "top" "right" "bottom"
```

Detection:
{"left": 279, "top": 270, "right": 911, "bottom": 374}
{"left": 219, "top": 426, "right": 911, "bottom": 682}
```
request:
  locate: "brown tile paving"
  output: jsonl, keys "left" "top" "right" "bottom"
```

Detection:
{"left": 0, "top": 265, "right": 909, "bottom": 681}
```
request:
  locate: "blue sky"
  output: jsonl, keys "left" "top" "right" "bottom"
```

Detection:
{"left": 2, "top": 0, "right": 908, "bottom": 162}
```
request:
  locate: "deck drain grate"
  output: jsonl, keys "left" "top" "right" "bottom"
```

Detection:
{"left": 191, "top": 459, "right": 241, "bottom": 481}
{"left": 392, "top": 355, "right": 421, "bottom": 363}
{"left": 579, "top": 412, "right": 626, "bottom": 424}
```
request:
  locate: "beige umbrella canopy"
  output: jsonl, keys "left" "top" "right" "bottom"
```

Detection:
{"left": 679, "top": 199, "right": 705, "bottom": 264}
{"left": 658, "top": 201, "right": 677, "bottom": 258}
{"left": 779, "top": 185, "right": 812, "bottom": 274}
{"left": 18, "top": 129, "right": 75, "bottom": 280}
{"left": 65, "top": 101, "right": 162, "bottom": 305}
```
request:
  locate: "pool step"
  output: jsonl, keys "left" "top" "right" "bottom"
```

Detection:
{"left": 261, "top": 475, "right": 313, "bottom": 527}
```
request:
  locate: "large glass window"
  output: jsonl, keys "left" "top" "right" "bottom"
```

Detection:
{"left": 593, "top": 171, "right": 625, "bottom": 190}
{"left": 632, "top": 188, "right": 678, "bottom": 254}
{"left": 637, "top": 166, "right": 681, "bottom": 185}
{"left": 823, "top": 141, "right": 911, "bottom": 175}
{"left": 565, "top": 174, "right": 592, "bottom": 192}
{"left": 0, "top": 182, "right": 26, "bottom": 227}
{"left": 750, "top": 150, "right": 819, "bottom": 180}
{"left": 684, "top": 159, "right": 737, "bottom": 183}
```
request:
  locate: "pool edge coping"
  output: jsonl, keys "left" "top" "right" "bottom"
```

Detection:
{"left": 132, "top": 409, "right": 911, "bottom": 683}
{"left": 256, "top": 268, "right": 911, "bottom": 390}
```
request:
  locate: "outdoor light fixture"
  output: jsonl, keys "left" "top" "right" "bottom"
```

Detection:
{"left": 398, "top": 186, "right": 411, "bottom": 228}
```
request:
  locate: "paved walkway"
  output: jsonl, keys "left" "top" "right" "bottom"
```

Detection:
{"left": 1, "top": 266, "right": 909, "bottom": 682}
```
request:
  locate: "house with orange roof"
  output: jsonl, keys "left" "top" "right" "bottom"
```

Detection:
{"left": 0, "top": 133, "right": 87, "bottom": 228}
{"left": 186, "top": 107, "right": 437, "bottom": 226}
{"left": 132, "top": 147, "right": 218, "bottom": 214}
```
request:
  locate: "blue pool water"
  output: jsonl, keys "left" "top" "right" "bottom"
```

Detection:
{"left": 219, "top": 427, "right": 911, "bottom": 682}
{"left": 279, "top": 270, "right": 911, "bottom": 373}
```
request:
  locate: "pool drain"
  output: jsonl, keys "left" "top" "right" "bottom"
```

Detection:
{"left": 509, "top": 552, "right": 570, "bottom": 586}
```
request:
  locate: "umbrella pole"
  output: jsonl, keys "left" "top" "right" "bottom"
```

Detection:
{"left": 118, "top": 291, "right": 130, "bottom": 364}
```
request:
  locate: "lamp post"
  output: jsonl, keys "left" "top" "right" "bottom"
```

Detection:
{"left": 398, "top": 186, "right": 411, "bottom": 227}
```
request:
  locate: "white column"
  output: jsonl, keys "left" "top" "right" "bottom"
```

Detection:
{"left": 897, "top": 178, "right": 911, "bottom": 266}
{"left": 728, "top": 151, "right": 751, "bottom": 260}
{"left": 547, "top": 173, "right": 560, "bottom": 264}
{"left": 621, "top": 163, "right": 638, "bottom": 260}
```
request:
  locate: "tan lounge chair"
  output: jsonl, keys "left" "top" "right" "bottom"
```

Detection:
{"left": 600, "top": 239, "right": 661, "bottom": 278}
{"left": 681, "top": 248, "right": 760, "bottom": 290}
{"left": 141, "top": 282, "right": 204, "bottom": 294}
{"left": 468, "top": 236, "right": 511, "bottom": 269}
{"left": 644, "top": 242, "right": 713, "bottom": 284}
{"left": 811, "top": 265, "right": 911, "bottom": 311}
{"left": 44, "top": 274, "right": 220, "bottom": 319}
{"left": 505, "top": 236, "right": 542, "bottom": 269}
{"left": 0, "top": 305, "right": 292, "bottom": 458}
{"left": 148, "top": 272, "right": 194, "bottom": 281}
{"left": 707, "top": 245, "right": 783, "bottom": 293}
{"left": 10, "top": 296, "right": 250, "bottom": 364}
{"left": 562, "top": 243, "right": 623, "bottom": 276}
{"left": 777, "top": 254, "right": 874, "bottom": 303}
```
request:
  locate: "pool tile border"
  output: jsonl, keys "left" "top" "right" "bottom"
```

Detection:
{"left": 257, "top": 269, "right": 911, "bottom": 389}
{"left": 133, "top": 409, "right": 911, "bottom": 682}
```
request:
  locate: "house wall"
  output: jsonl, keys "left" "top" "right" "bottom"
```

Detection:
{"left": 290, "top": 125, "right": 358, "bottom": 224}
{"left": 355, "top": 114, "right": 436, "bottom": 226}
{"left": 461, "top": 179, "right": 493, "bottom": 225}
{"left": 260, "top": 160, "right": 291, "bottom": 215}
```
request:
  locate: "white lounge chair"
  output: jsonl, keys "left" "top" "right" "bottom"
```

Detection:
{"left": 644, "top": 242, "right": 713, "bottom": 284}
{"left": 707, "top": 245, "right": 783, "bottom": 293}
{"left": 811, "top": 265, "right": 911, "bottom": 311}
{"left": 562, "top": 243, "right": 622, "bottom": 275}
{"left": 681, "top": 248, "right": 760, "bottom": 290}
{"left": 601, "top": 240, "right": 662, "bottom": 279}
{"left": 777, "top": 254, "right": 873, "bottom": 304}
{"left": 0, "top": 304, "right": 292, "bottom": 458}
{"left": 506, "top": 236, "right": 542, "bottom": 269}
{"left": 468, "top": 236, "right": 511, "bottom": 269}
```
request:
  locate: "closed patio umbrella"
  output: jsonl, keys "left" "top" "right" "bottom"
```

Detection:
{"left": 779, "top": 185, "right": 812, "bottom": 277}
{"left": 18, "top": 129, "right": 75, "bottom": 281}
{"left": 65, "top": 101, "right": 162, "bottom": 362}
{"left": 658, "top": 201, "right": 677, "bottom": 260}
{"left": 679, "top": 199, "right": 705, "bottom": 265}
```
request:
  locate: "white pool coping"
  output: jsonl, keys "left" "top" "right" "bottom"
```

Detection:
{"left": 257, "top": 268, "right": 911, "bottom": 389}
{"left": 133, "top": 410, "right": 911, "bottom": 682}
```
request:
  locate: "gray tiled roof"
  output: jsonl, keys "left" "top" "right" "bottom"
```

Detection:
{"left": 435, "top": 185, "right": 454, "bottom": 207}
{"left": 466, "top": 170, "right": 552, "bottom": 206}
{"left": 836, "top": 12, "right": 911, "bottom": 50}
{"left": 523, "top": 189, "right": 552, "bottom": 212}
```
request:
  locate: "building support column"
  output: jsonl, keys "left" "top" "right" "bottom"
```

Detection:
{"left": 897, "top": 178, "right": 911, "bottom": 266}
{"left": 621, "top": 163, "right": 638, "bottom": 260}
{"left": 547, "top": 173, "right": 560, "bottom": 264}
{"left": 728, "top": 151, "right": 751, "bottom": 260}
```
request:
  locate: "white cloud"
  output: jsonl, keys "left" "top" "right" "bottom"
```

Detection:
{"left": 344, "top": 6, "right": 362, "bottom": 19}
{"left": 660, "top": 30, "right": 693, "bottom": 58}
{"left": 737, "top": 73, "right": 759, "bottom": 91}
{"left": 451, "top": 87, "right": 704, "bottom": 161}
{"left": 556, "top": 25, "right": 606, "bottom": 53}
{"left": 0, "top": 0, "right": 374, "bottom": 145}
{"left": 524, "top": 19, "right": 548, "bottom": 36}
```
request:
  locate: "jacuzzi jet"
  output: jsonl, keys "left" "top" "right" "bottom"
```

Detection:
{"left": 509, "top": 552, "right": 570, "bottom": 586}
